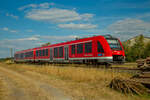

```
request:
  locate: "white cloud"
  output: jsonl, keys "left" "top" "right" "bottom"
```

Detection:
{"left": 108, "top": 18, "right": 150, "bottom": 33}
{"left": 19, "top": 4, "right": 37, "bottom": 10}
{"left": 6, "top": 13, "right": 18, "bottom": 19}
{"left": 0, "top": 36, "right": 41, "bottom": 51}
{"left": 0, "top": 35, "right": 78, "bottom": 58}
{"left": 58, "top": 23, "right": 97, "bottom": 29}
{"left": 107, "top": 18, "right": 150, "bottom": 40}
{"left": 18, "top": 2, "right": 54, "bottom": 10}
{"left": 17, "top": 37, "right": 39, "bottom": 41}
{"left": 26, "top": 29, "right": 33, "bottom": 32}
{"left": 81, "top": 14, "right": 94, "bottom": 21}
{"left": 136, "top": 13, "right": 150, "bottom": 20}
{"left": 40, "top": 35, "right": 78, "bottom": 41}
{"left": 39, "top": 2, "right": 55, "bottom": 8}
{"left": 1, "top": 27, "right": 18, "bottom": 33}
{"left": 25, "top": 8, "right": 94, "bottom": 23}
{"left": 2, "top": 27, "right": 9, "bottom": 31}
{"left": 10, "top": 30, "right": 17, "bottom": 33}
{"left": 0, "top": 35, "right": 78, "bottom": 49}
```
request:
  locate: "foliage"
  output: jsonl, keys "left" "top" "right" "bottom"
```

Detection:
{"left": 0, "top": 57, "right": 13, "bottom": 62}
{"left": 123, "top": 35, "right": 150, "bottom": 62}
{"left": 41, "top": 42, "right": 51, "bottom": 47}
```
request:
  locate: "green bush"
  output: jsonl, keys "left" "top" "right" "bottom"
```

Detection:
{"left": 123, "top": 35, "right": 150, "bottom": 62}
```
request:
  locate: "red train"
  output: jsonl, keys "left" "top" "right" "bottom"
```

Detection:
{"left": 14, "top": 35, "right": 125, "bottom": 66}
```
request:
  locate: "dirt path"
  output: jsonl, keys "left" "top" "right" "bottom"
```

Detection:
{"left": 0, "top": 66, "right": 71, "bottom": 100}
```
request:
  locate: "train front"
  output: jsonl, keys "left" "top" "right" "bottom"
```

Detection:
{"left": 106, "top": 36, "right": 125, "bottom": 64}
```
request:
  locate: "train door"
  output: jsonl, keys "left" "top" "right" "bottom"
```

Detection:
{"left": 50, "top": 48, "right": 53, "bottom": 61}
{"left": 64, "top": 46, "right": 69, "bottom": 60}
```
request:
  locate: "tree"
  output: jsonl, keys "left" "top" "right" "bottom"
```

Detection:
{"left": 132, "top": 35, "right": 144, "bottom": 59}
{"left": 123, "top": 35, "right": 146, "bottom": 62}
{"left": 144, "top": 42, "right": 150, "bottom": 58}
{"left": 41, "top": 42, "right": 51, "bottom": 47}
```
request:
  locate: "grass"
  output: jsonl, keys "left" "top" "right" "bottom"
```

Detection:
{"left": 112, "top": 63, "right": 137, "bottom": 68}
{"left": 0, "top": 62, "right": 149, "bottom": 100}
{"left": 0, "top": 78, "right": 4, "bottom": 100}
{"left": 3, "top": 63, "right": 131, "bottom": 83}
{"left": 0, "top": 75, "right": 7, "bottom": 100}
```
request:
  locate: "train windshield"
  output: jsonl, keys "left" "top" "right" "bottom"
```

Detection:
{"left": 107, "top": 39, "right": 122, "bottom": 50}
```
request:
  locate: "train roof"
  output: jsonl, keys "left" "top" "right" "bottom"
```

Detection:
{"left": 34, "top": 35, "right": 105, "bottom": 49}
{"left": 15, "top": 48, "right": 34, "bottom": 54}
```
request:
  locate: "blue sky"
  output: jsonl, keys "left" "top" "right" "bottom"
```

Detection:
{"left": 0, "top": 0, "right": 150, "bottom": 58}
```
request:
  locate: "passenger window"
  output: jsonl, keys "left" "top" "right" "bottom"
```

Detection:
{"left": 39, "top": 50, "right": 42, "bottom": 56}
{"left": 54, "top": 48, "right": 58, "bottom": 57}
{"left": 59, "top": 47, "right": 63, "bottom": 57}
{"left": 36, "top": 50, "right": 38, "bottom": 57}
{"left": 77, "top": 44, "right": 83, "bottom": 54}
{"left": 43, "top": 50, "right": 45, "bottom": 56}
{"left": 71, "top": 45, "right": 75, "bottom": 54}
{"left": 97, "top": 41, "right": 104, "bottom": 53}
{"left": 85, "top": 42, "right": 92, "bottom": 53}
{"left": 46, "top": 49, "right": 48, "bottom": 56}
{"left": 31, "top": 51, "right": 33, "bottom": 57}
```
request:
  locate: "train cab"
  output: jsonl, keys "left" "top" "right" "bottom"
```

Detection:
{"left": 105, "top": 35, "right": 125, "bottom": 63}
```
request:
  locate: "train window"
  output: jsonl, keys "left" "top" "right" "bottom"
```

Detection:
{"left": 46, "top": 49, "right": 48, "bottom": 56}
{"left": 31, "top": 52, "right": 32, "bottom": 57}
{"left": 43, "top": 49, "right": 45, "bottom": 56}
{"left": 36, "top": 51, "right": 38, "bottom": 57}
{"left": 15, "top": 54, "right": 18, "bottom": 59}
{"left": 26, "top": 52, "right": 27, "bottom": 57}
{"left": 17, "top": 54, "right": 19, "bottom": 58}
{"left": 28, "top": 52, "right": 29, "bottom": 57}
{"left": 25, "top": 52, "right": 27, "bottom": 57}
{"left": 38, "top": 51, "right": 39, "bottom": 56}
{"left": 59, "top": 47, "right": 63, "bottom": 57}
{"left": 54, "top": 48, "right": 58, "bottom": 57}
{"left": 29, "top": 52, "right": 30, "bottom": 57}
{"left": 31, "top": 51, "right": 33, "bottom": 57}
{"left": 20, "top": 53, "right": 24, "bottom": 59}
{"left": 85, "top": 42, "right": 92, "bottom": 53}
{"left": 97, "top": 41, "right": 104, "bottom": 53}
{"left": 107, "top": 39, "right": 122, "bottom": 50}
{"left": 26, "top": 52, "right": 28, "bottom": 57}
{"left": 39, "top": 50, "right": 42, "bottom": 56}
{"left": 18, "top": 54, "right": 20, "bottom": 59}
{"left": 77, "top": 43, "right": 83, "bottom": 54}
{"left": 71, "top": 45, "right": 75, "bottom": 54}
{"left": 27, "top": 52, "right": 29, "bottom": 57}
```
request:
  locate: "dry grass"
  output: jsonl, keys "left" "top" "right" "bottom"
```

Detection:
{"left": 1, "top": 62, "right": 150, "bottom": 100}
{"left": 112, "top": 63, "right": 137, "bottom": 68}
{"left": 0, "top": 78, "right": 4, "bottom": 99}
{"left": 0, "top": 76, "right": 7, "bottom": 100}
{"left": 4, "top": 63, "right": 131, "bottom": 83}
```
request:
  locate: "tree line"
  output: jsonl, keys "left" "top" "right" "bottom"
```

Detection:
{"left": 123, "top": 35, "right": 150, "bottom": 62}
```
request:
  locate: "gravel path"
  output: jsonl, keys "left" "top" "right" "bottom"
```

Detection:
{"left": 0, "top": 66, "right": 71, "bottom": 100}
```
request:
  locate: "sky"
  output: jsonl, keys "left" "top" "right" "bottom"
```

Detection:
{"left": 0, "top": 0, "right": 150, "bottom": 58}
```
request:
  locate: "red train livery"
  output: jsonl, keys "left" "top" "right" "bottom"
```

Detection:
{"left": 14, "top": 35, "right": 125, "bottom": 65}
